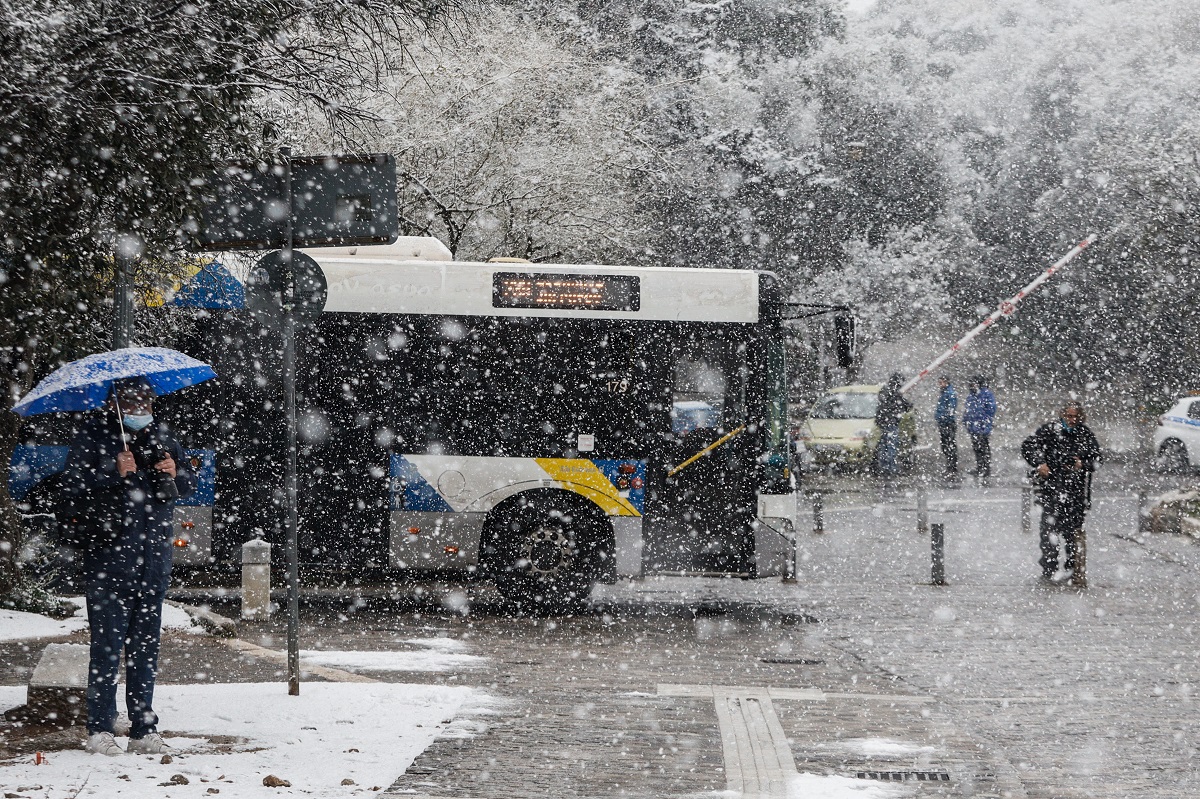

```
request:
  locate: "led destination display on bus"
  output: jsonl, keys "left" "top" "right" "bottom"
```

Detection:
{"left": 493, "top": 272, "right": 641, "bottom": 312}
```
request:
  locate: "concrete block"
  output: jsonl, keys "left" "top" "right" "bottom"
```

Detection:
{"left": 26, "top": 643, "right": 89, "bottom": 725}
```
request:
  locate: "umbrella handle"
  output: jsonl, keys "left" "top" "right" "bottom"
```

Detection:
{"left": 112, "top": 395, "right": 130, "bottom": 452}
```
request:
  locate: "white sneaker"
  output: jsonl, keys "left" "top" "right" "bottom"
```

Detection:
{"left": 127, "top": 732, "right": 169, "bottom": 754}
{"left": 86, "top": 732, "right": 123, "bottom": 756}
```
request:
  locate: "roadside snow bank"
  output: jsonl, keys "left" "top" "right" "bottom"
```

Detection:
{"left": 0, "top": 597, "right": 203, "bottom": 644}
{"left": 0, "top": 606, "right": 86, "bottom": 642}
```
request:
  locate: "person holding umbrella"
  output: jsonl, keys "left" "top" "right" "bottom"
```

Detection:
{"left": 66, "top": 377, "right": 196, "bottom": 754}
{"left": 13, "top": 347, "right": 213, "bottom": 755}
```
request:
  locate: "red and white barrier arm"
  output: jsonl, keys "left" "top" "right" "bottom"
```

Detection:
{"left": 900, "top": 234, "right": 1099, "bottom": 395}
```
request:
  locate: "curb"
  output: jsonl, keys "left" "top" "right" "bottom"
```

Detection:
{"left": 169, "top": 600, "right": 377, "bottom": 684}
{"left": 167, "top": 599, "right": 237, "bottom": 638}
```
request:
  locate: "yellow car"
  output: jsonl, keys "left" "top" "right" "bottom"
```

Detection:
{"left": 796, "top": 384, "right": 917, "bottom": 472}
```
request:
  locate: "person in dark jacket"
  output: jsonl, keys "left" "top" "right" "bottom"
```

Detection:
{"left": 1021, "top": 401, "right": 1101, "bottom": 581}
{"left": 963, "top": 376, "right": 997, "bottom": 484}
{"left": 874, "top": 373, "right": 912, "bottom": 477}
{"left": 62, "top": 378, "right": 197, "bottom": 756}
{"left": 934, "top": 375, "right": 959, "bottom": 481}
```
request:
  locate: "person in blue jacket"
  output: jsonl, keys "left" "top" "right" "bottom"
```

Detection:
{"left": 62, "top": 378, "right": 196, "bottom": 756}
{"left": 963, "top": 375, "right": 997, "bottom": 484}
{"left": 934, "top": 376, "right": 959, "bottom": 480}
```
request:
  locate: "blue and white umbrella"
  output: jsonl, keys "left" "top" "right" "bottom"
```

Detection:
{"left": 11, "top": 347, "right": 217, "bottom": 417}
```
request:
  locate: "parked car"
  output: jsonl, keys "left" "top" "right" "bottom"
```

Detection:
{"left": 1153, "top": 396, "right": 1200, "bottom": 472}
{"left": 795, "top": 384, "right": 917, "bottom": 472}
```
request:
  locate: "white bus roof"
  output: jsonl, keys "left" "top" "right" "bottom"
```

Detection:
{"left": 306, "top": 247, "right": 763, "bottom": 323}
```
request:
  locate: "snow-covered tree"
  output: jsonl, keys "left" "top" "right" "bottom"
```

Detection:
{"left": 504, "top": 0, "right": 854, "bottom": 279}
{"left": 818, "top": 0, "right": 1200, "bottom": 395}
{"left": 814, "top": 224, "right": 955, "bottom": 342}
{"left": 304, "top": 6, "right": 657, "bottom": 263}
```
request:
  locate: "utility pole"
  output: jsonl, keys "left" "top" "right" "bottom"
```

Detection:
{"left": 112, "top": 234, "right": 142, "bottom": 349}
{"left": 280, "top": 149, "right": 302, "bottom": 697}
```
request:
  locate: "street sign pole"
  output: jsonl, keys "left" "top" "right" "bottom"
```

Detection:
{"left": 280, "top": 149, "right": 302, "bottom": 696}
{"left": 187, "top": 151, "right": 399, "bottom": 696}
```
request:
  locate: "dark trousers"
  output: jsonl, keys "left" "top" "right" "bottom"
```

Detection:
{"left": 969, "top": 432, "right": 991, "bottom": 477}
{"left": 86, "top": 584, "right": 165, "bottom": 738}
{"left": 1039, "top": 500, "right": 1087, "bottom": 576}
{"left": 937, "top": 420, "right": 958, "bottom": 474}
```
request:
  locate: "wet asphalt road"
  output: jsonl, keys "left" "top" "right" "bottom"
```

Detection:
{"left": 150, "top": 455, "right": 1198, "bottom": 798}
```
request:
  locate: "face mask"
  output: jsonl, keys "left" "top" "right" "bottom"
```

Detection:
{"left": 123, "top": 413, "right": 153, "bottom": 431}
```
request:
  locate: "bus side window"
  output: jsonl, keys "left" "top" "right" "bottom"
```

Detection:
{"left": 671, "top": 356, "right": 726, "bottom": 437}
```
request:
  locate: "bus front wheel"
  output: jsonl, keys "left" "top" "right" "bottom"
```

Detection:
{"left": 487, "top": 498, "right": 598, "bottom": 613}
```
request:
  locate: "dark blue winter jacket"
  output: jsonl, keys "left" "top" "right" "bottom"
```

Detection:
{"left": 935, "top": 384, "right": 958, "bottom": 424}
{"left": 62, "top": 415, "right": 197, "bottom": 595}
{"left": 963, "top": 387, "right": 997, "bottom": 435}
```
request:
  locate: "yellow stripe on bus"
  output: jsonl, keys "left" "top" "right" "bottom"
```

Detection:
{"left": 535, "top": 458, "right": 641, "bottom": 517}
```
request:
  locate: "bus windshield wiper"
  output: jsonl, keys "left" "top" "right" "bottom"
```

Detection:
{"left": 667, "top": 425, "right": 747, "bottom": 477}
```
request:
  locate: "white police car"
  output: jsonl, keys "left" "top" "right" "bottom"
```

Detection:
{"left": 1153, "top": 396, "right": 1200, "bottom": 472}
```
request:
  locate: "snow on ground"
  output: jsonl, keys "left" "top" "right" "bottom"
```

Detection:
{"left": 299, "top": 647, "right": 485, "bottom": 672}
{"left": 160, "top": 601, "right": 203, "bottom": 634}
{"left": 788, "top": 772, "right": 912, "bottom": 798}
{"left": 0, "top": 682, "right": 480, "bottom": 798}
{"left": 403, "top": 636, "right": 469, "bottom": 652}
{"left": 0, "top": 598, "right": 200, "bottom": 644}
{"left": 0, "top": 607, "right": 86, "bottom": 643}
{"left": 832, "top": 738, "right": 938, "bottom": 757}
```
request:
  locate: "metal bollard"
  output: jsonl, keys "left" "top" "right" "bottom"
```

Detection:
{"left": 812, "top": 491, "right": 824, "bottom": 535}
{"left": 1021, "top": 485, "right": 1033, "bottom": 535}
{"left": 916, "top": 481, "right": 929, "bottom": 536}
{"left": 930, "top": 522, "right": 946, "bottom": 586}
{"left": 783, "top": 525, "right": 799, "bottom": 584}
{"left": 1074, "top": 527, "right": 1088, "bottom": 589}
{"left": 241, "top": 538, "right": 273, "bottom": 620}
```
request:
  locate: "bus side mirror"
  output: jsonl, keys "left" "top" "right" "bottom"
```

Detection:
{"left": 834, "top": 314, "right": 856, "bottom": 368}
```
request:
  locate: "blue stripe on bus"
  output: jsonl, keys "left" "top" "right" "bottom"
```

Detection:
{"left": 7, "top": 445, "right": 69, "bottom": 502}
{"left": 591, "top": 458, "right": 647, "bottom": 514}
{"left": 8, "top": 445, "right": 215, "bottom": 507}
{"left": 178, "top": 449, "right": 216, "bottom": 507}
{"left": 389, "top": 455, "right": 453, "bottom": 512}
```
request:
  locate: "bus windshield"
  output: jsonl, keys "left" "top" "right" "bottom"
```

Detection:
{"left": 811, "top": 392, "right": 877, "bottom": 420}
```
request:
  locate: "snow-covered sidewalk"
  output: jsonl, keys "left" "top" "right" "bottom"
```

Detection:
{"left": 0, "top": 602, "right": 495, "bottom": 798}
{"left": 0, "top": 682, "right": 480, "bottom": 798}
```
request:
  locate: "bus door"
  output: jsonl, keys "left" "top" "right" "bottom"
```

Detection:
{"left": 643, "top": 329, "right": 757, "bottom": 574}
{"left": 294, "top": 317, "right": 392, "bottom": 569}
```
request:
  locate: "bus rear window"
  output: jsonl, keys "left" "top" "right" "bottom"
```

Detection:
{"left": 493, "top": 272, "right": 640, "bottom": 312}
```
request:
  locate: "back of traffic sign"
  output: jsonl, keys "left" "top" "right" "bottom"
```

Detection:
{"left": 186, "top": 153, "right": 398, "bottom": 251}
{"left": 245, "top": 250, "right": 327, "bottom": 331}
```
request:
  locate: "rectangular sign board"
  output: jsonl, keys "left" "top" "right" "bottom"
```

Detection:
{"left": 187, "top": 153, "right": 398, "bottom": 251}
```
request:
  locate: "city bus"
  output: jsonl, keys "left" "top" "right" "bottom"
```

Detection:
{"left": 160, "top": 238, "right": 802, "bottom": 608}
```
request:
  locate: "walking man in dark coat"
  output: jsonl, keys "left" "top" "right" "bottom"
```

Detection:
{"left": 1021, "top": 401, "right": 1101, "bottom": 581}
{"left": 63, "top": 378, "right": 196, "bottom": 755}
{"left": 934, "top": 375, "right": 959, "bottom": 481}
